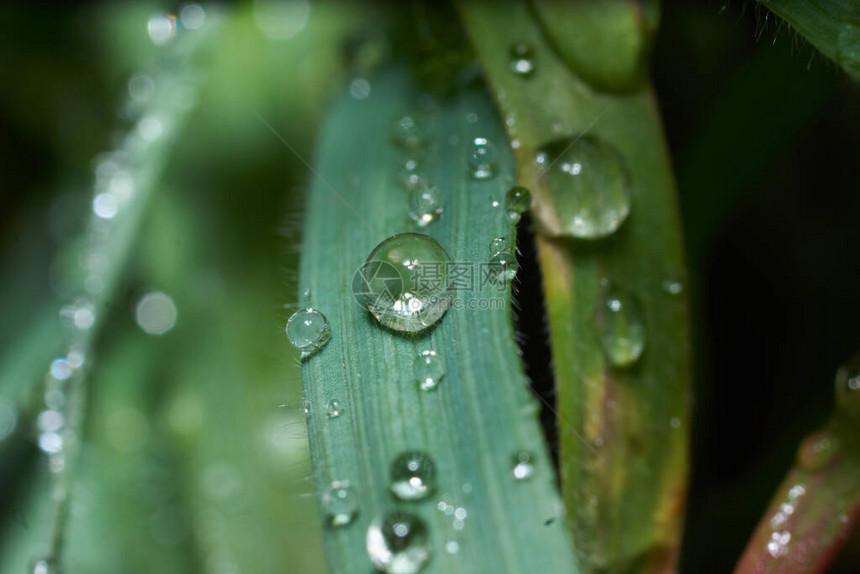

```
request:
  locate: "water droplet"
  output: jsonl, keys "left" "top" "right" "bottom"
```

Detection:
{"left": 487, "top": 252, "right": 518, "bottom": 285}
{"left": 349, "top": 77, "right": 371, "bottom": 100}
{"left": 798, "top": 430, "right": 840, "bottom": 471}
{"left": 322, "top": 481, "right": 358, "bottom": 527}
{"left": 509, "top": 42, "right": 536, "bottom": 77}
{"left": 594, "top": 283, "right": 646, "bottom": 368}
{"left": 135, "top": 291, "right": 178, "bottom": 335}
{"left": 138, "top": 114, "right": 165, "bottom": 142}
{"left": 662, "top": 279, "right": 683, "bottom": 295}
{"left": 469, "top": 138, "right": 496, "bottom": 179}
{"left": 93, "top": 192, "right": 119, "bottom": 219}
{"left": 327, "top": 399, "right": 343, "bottom": 418}
{"left": 399, "top": 169, "right": 426, "bottom": 192}
{"left": 390, "top": 451, "right": 436, "bottom": 501}
{"left": 353, "top": 234, "right": 453, "bottom": 333}
{"left": 286, "top": 308, "right": 332, "bottom": 358}
{"left": 535, "top": 136, "right": 632, "bottom": 239}
{"left": 60, "top": 299, "right": 96, "bottom": 330}
{"left": 408, "top": 186, "right": 443, "bottom": 227}
{"left": 38, "top": 432, "right": 63, "bottom": 454}
{"left": 489, "top": 237, "right": 508, "bottom": 255}
{"left": 50, "top": 358, "right": 73, "bottom": 381}
{"left": 128, "top": 74, "right": 156, "bottom": 103}
{"left": 391, "top": 114, "right": 425, "bottom": 150}
{"left": 301, "top": 400, "right": 311, "bottom": 415}
{"left": 835, "top": 355, "right": 860, "bottom": 419}
{"left": 445, "top": 540, "right": 460, "bottom": 554}
{"left": 512, "top": 450, "right": 535, "bottom": 480}
{"left": 147, "top": 14, "right": 177, "bottom": 46}
{"left": 37, "top": 410, "right": 64, "bottom": 433}
{"left": 179, "top": 3, "right": 206, "bottom": 30}
{"left": 414, "top": 350, "right": 444, "bottom": 391}
{"left": 366, "top": 511, "right": 431, "bottom": 573}
{"left": 505, "top": 186, "right": 531, "bottom": 220}
{"left": 31, "top": 557, "right": 59, "bottom": 574}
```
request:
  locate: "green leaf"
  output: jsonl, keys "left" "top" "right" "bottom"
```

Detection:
{"left": 458, "top": 1, "right": 691, "bottom": 571}
{"left": 299, "top": 65, "right": 579, "bottom": 573}
{"left": 758, "top": 0, "right": 860, "bottom": 82}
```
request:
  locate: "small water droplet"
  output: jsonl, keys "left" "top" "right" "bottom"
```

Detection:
{"left": 286, "top": 308, "right": 331, "bottom": 358}
{"left": 509, "top": 42, "right": 536, "bottom": 77}
{"left": 798, "top": 429, "right": 840, "bottom": 471}
{"left": 594, "top": 283, "right": 646, "bottom": 368}
{"left": 489, "top": 237, "right": 508, "bottom": 255}
{"left": 349, "top": 77, "right": 372, "bottom": 100}
{"left": 37, "top": 410, "right": 64, "bottom": 433}
{"left": 353, "top": 234, "right": 453, "bottom": 333}
{"left": 445, "top": 540, "right": 459, "bottom": 554}
{"left": 512, "top": 450, "right": 535, "bottom": 480}
{"left": 391, "top": 114, "right": 425, "bottom": 150}
{"left": 505, "top": 186, "right": 531, "bottom": 220}
{"left": 301, "top": 400, "right": 311, "bottom": 415}
{"left": 138, "top": 114, "right": 165, "bottom": 142}
{"left": 327, "top": 399, "right": 343, "bottom": 418}
{"left": 322, "top": 481, "right": 358, "bottom": 527}
{"left": 835, "top": 355, "right": 860, "bottom": 419}
{"left": 662, "top": 279, "right": 683, "bottom": 295}
{"left": 535, "top": 136, "right": 632, "bottom": 239}
{"left": 398, "top": 169, "right": 425, "bottom": 192}
{"left": 390, "top": 451, "right": 436, "bottom": 501}
{"left": 135, "top": 291, "right": 178, "bottom": 335}
{"left": 414, "top": 350, "right": 444, "bottom": 391}
{"left": 366, "top": 511, "right": 431, "bottom": 573}
{"left": 488, "top": 252, "right": 518, "bottom": 285}
{"left": 147, "top": 14, "right": 177, "bottom": 46}
{"left": 179, "top": 3, "right": 206, "bottom": 30}
{"left": 50, "top": 358, "right": 73, "bottom": 381}
{"left": 469, "top": 138, "right": 497, "bottom": 179}
{"left": 408, "top": 186, "right": 443, "bottom": 227}
{"left": 93, "top": 192, "right": 119, "bottom": 219}
{"left": 31, "top": 557, "right": 59, "bottom": 574}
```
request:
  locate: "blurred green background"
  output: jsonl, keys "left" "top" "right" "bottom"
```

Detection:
{"left": 0, "top": 1, "right": 858, "bottom": 573}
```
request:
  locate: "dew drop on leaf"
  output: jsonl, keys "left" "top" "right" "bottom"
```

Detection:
{"left": 322, "top": 480, "right": 358, "bottom": 528}
{"left": 366, "top": 511, "right": 431, "bottom": 573}
{"left": 797, "top": 429, "right": 841, "bottom": 471}
{"left": 535, "top": 135, "right": 631, "bottom": 239}
{"left": 488, "top": 252, "right": 518, "bottom": 285}
{"left": 505, "top": 185, "right": 531, "bottom": 222}
{"left": 489, "top": 237, "right": 508, "bottom": 255}
{"left": 414, "top": 350, "right": 444, "bottom": 391}
{"left": 512, "top": 450, "right": 535, "bottom": 480}
{"left": 286, "top": 308, "right": 331, "bottom": 359}
{"left": 469, "top": 137, "right": 497, "bottom": 180}
{"left": 391, "top": 114, "right": 425, "bottom": 150}
{"left": 353, "top": 233, "right": 453, "bottom": 333}
{"left": 390, "top": 451, "right": 437, "bottom": 501}
{"left": 326, "top": 399, "right": 343, "bottom": 418}
{"left": 408, "top": 185, "right": 443, "bottom": 227}
{"left": 594, "top": 282, "right": 646, "bottom": 368}
{"left": 509, "top": 42, "right": 536, "bottom": 77}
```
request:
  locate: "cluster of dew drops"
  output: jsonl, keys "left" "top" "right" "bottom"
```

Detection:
{"left": 19, "top": 7, "right": 208, "bottom": 574}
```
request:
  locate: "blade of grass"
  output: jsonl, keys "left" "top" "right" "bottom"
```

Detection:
{"left": 458, "top": 1, "right": 691, "bottom": 571}
{"left": 299, "top": 63, "right": 579, "bottom": 573}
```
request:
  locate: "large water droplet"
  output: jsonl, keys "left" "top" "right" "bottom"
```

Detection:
{"left": 835, "top": 355, "right": 860, "bottom": 419}
{"left": 487, "top": 252, "right": 518, "bottom": 285}
{"left": 322, "top": 481, "right": 358, "bottom": 527}
{"left": 286, "top": 308, "right": 331, "bottom": 359}
{"left": 414, "top": 350, "right": 444, "bottom": 391}
{"left": 390, "top": 451, "right": 436, "bottom": 500}
{"left": 353, "top": 234, "right": 453, "bottom": 333}
{"left": 391, "top": 114, "right": 425, "bottom": 150}
{"left": 489, "top": 237, "right": 508, "bottom": 255}
{"left": 594, "top": 283, "right": 645, "bottom": 368}
{"left": 797, "top": 429, "right": 841, "bottom": 471}
{"left": 366, "top": 511, "right": 431, "bottom": 573}
{"left": 469, "top": 138, "right": 497, "bottom": 179}
{"left": 535, "top": 136, "right": 632, "bottom": 239}
{"left": 408, "top": 186, "right": 443, "bottom": 227}
{"left": 512, "top": 450, "right": 535, "bottom": 480}
{"left": 509, "top": 42, "right": 536, "bottom": 77}
{"left": 327, "top": 399, "right": 343, "bottom": 418}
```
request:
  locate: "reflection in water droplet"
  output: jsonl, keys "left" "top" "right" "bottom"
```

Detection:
{"left": 354, "top": 234, "right": 453, "bottom": 333}
{"left": 366, "top": 511, "right": 431, "bottom": 573}
{"left": 327, "top": 399, "right": 343, "bottom": 418}
{"left": 535, "top": 136, "right": 632, "bottom": 239}
{"left": 489, "top": 237, "right": 508, "bottom": 255}
{"left": 391, "top": 114, "right": 425, "bottom": 150}
{"left": 136, "top": 291, "right": 178, "bottom": 335}
{"left": 414, "top": 350, "right": 444, "bottom": 391}
{"left": 390, "top": 452, "right": 436, "bottom": 500}
{"left": 469, "top": 138, "right": 496, "bottom": 179}
{"left": 408, "top": 186, "right": 443, "bottom": 227}
{"left": 322, "top": 481, "right": 358, "bottom": 527}
{"left": 594, "top": 282, "right": 646, "bottom": 368}
{"left": 286, "top": 308, "right": 331, "bottom": 359}
{"left": 488, "top": 252, "right": 518, "bottom": 285}
{"left": 509, "top": 43, "right": 536, "bottom": 77}
{"left": 835, "top": 356, "right": 860, "bottom": 419}
{"left": 512, "top": 450, "right": 535, "bottom": 480}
